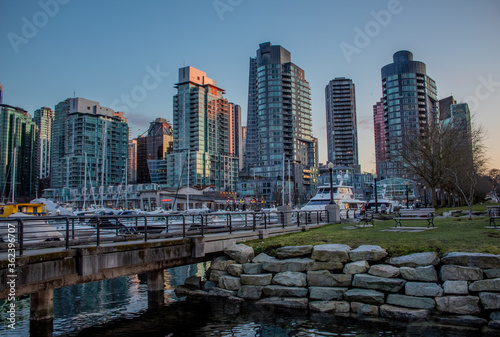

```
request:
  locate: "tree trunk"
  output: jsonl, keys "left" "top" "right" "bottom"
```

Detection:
{"left": 432, "top": 189, "right": 437, "bottom": 208}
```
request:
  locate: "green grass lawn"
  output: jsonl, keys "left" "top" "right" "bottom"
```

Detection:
{"left": 245, "top": 213, "right": 500, "bottom": 258}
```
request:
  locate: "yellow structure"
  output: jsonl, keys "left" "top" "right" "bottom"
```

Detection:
{"left": 0, "top": 203, "right": 47, "bottom": 217}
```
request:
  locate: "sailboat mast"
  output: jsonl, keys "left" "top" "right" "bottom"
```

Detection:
{"left": 100, "top": 119, "right": 107, "bottom": 207}
{"left": 187, "top": 149, "right": 190, "bottom": 211}
{"left": 83, "top": 153, "right": 87, "bottom": 210}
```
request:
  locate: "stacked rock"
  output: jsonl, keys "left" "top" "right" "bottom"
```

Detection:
{"left": 175, "top": 244, "right": 500, "bottom": 330}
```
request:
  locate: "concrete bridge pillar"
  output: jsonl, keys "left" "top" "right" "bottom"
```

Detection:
{"left": 147, "top": 270, "right": 165, "bottom": 308}
{"left": 30, "top": 289, "right": 54, "bottom": 337}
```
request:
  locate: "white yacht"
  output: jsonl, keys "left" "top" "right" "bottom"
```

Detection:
{"left": 301, "top": 184, "right": 365, "bottom": 216}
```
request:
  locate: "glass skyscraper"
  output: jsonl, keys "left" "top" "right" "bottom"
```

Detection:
{"left": 325, "top": 77, "right": 358, "bottom": 170}
{"left": 0, "top": 104, "right": 38, "bottom": 201}
{"left": 34, "top": 107, "right": 54, "bottom": 180}
{"left": 50, "top": 98, "right": 128, "bottom": 192}
{"left": 380, "top": 51, "right": 438, "bottom": 179}
{"left": 373, "top": 98, "right": 386, "bottom": 175}
{"left": 245, "top": 42, "right": 317, "bottom": 205}
{"left": 163, "top": 66, "right": 238, "bottom": 192}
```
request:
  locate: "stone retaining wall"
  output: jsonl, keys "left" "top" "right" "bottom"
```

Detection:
{"left": 175, "top": 244, "right": 500, "bottom": 331}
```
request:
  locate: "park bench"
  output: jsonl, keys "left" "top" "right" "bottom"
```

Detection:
{"left": 357, "top": 211, "right": 374, "bottom": 227}
{"left": 487, "top": 206, "right": 500, "bottom": 228}
{"left": 394, "top": 208, "right": 435, "bottom": 228}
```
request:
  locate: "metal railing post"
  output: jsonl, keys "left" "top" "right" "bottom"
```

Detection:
{"left": 65, "top": 216, "right": 70, "bottom": 250}
{"left": 18, "top": 219, "right": 24, "bottom": 257}
{"left": 144, "top": 215, "right": 148, "bottom": 242}
{"left": 96, "top": 216, "right": 100, "bottom": 247}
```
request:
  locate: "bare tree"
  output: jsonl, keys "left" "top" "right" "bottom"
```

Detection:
{"left": 400, "top": 117, "right": 487, "bottom": 215}
{"left": 400, "top": 124, "right": 452, "bottom": 207}
{"left": 445, "top": 121, "right": 487, "bottom": 219}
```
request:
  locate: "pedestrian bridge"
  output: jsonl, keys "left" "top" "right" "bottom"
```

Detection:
{"left": 0, "top": 207, "right": 339, "bottom": 336}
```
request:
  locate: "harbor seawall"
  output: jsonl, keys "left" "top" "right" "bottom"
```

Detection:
{"left": 176, "top": 244, "right": 500, "bottom": 331}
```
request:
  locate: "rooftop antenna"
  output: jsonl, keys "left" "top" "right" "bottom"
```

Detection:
{"left": 73, "top": 91, "right": 76, "bottom": 98}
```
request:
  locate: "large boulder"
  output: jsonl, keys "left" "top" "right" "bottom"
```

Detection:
{"left": 175, "top": 285, "right": 207, "bottom": 298}
{"left": 272, "top": 271, "right": 307, "bottom": 287}
{"left": 405, "top": 282, "right": 443, "bottom": 297}
{"left": 389, "top": 252, "right": 440, "bottom": 267}
{"left": 380, "top": 304, "right": 430, "bottom": 321}
{"left": 307, "top": 261, "right": 344, "bottom": 271}
{"left": 306, "top": 270, "right": 352, "bottom": 287}
{"left": 276, "top": 245, "right": 313, "bottom": 259}
{"left": 207, "top": 270, "right": 228, "bottom": 282}
{"left": 443, "top": 280, "right": 469, "bottom": 295}
{"left": 369, "top": 264, "right": 400, "bottom": 278}
{"left": 242, "top": 263, "right": 263, "bottom": 275}
{"left": 436, "top": 315, "right": 488, "bottom": 328}
{"left": 479, "top": 292, "right": 500, "bottom": 310}
{"left": 350, "top": 302, "right": 379, "bottom": 316}
{"left": 311, "top": 244, "right": 351, "bottom": 262}
{"left": 227, "top": 264, "right": 243, "bottom": 277}
{"left": 485, "top": 269, "right": 500, "bottom": 279}
{"left": 207, "top": 287, "right": 237, "bottom": 298}
{"left": 440, "top": 265, "right": 483, "bottom": 281}
{"left": 352, "top": 274, "right": 406, "bottom": 292}
{"left": 349, "top": 245, "right": 387, "bottom": 262}
{"left": 262, "top": 258, "right": 314, "bottom": 273}
{"left": 237, "top": 285, "right": 263, "bottom": 300}
{"left": 184, "top": 276, "right": 202, "bottom": 289}
{"left": 252, "top": 252, "right": 276, "bottom": 263}
{"left": 469, "top": 278, "right": 500, "bottom": 292}
{"left": 309, "top": 287, "right": 347, "bottom": 301}
{"left": 343, "top": 261, "right": 370, "bottom": 275}
{"left": 441, "top": 252, "right": 500, "bottom": 269}
{"left": 399, "top": 265, "right": 437, "bottom": 282}
{"left": 224, "top": 244, "right": 255, "bottom": 264}
{"left": 256, "top": 297, "right": 308, "bottom": 309}
{"left": 211, "top": 256, "right": 237, "bottom": 271}
{"left": 218, "top": 275, "right": 241, "bottom": 291}
{"left": 343, "top": 288, "right": 385, "bottom": 305}
{"left": 262, "top": 285, "right": 308, "bottom": 298}
{"left": 240, "top": 274, "right": 273, "bottom": 286}
{"left": 435, "top": 296, "right": 481, "bottom": 315}
{"left": 309, "top": 300, "right": 350, "bottom": 313}
{"left": 386, "top": 294, "right": 436, "bottom": 309}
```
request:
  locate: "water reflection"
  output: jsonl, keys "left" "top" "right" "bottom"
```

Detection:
{"left": 0, "top": 261, "right": 488, "bottom": 336}
{"left": 0, "top": 262, "right": 210, "bottom": 336}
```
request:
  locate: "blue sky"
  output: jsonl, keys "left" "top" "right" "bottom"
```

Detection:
{"left": 1, "top": 0, "right": 499, "bottom": 173}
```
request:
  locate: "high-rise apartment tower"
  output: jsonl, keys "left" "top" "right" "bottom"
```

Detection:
{"left": 380, "top": 50, "right": 438, "bottom": 178}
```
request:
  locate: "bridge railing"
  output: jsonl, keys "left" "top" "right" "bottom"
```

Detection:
{"left": 0, "top": 210, "right": 331, "bottom": 256}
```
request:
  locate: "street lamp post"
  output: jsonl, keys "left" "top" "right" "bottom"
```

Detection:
{"left": 328, "top": 162, "right": 334, "bottom": 204}
{"left": 423, "top": 186, "right": 427, "bottom": 207}
{"left": 374, "top": 173, "right": 378, "bottom": 213}
{"left": 405, "top": 181, "right": 410, "bottom": 209}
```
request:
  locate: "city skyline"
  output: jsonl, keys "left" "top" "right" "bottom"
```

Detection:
{"left": 1, "top": 0, "right": 499, "bottom": 173}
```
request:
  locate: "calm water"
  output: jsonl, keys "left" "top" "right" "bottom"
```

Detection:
{"left": 0, "top": 263, "right": 487, "bottom": 336}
